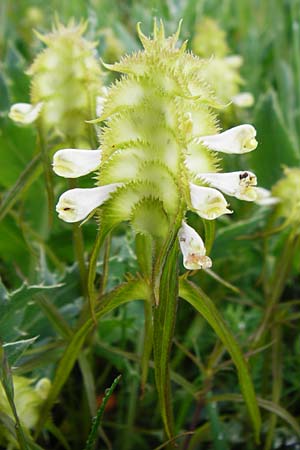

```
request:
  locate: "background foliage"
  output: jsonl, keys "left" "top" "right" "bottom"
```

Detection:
{"left": 1, "top": 0, "right": 300, "bottom": 449}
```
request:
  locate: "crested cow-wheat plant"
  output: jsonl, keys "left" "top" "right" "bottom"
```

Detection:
{"left": 52, "top": 20, "right": 263, "bottom": 440}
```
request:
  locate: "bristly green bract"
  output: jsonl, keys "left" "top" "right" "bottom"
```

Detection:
{"left": 98, "top": 20, "right": 220, "bottom": 238}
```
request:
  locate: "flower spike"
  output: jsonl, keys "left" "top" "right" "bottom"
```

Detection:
{"left": 9, "top": 102, "right": 43, "bottom": 124}
{"left": 53, "top": 149, "right": 102, "bottom": 178}
{"left": 178, "top": 221, "right": 212, "bottom": 270}
{"left": 197, "top": 171, "right": 258, "bottom": 201}
{"left": 56, "top": 184, "right": 121, "bottom": 223}
{"left": 190, "top": 183, "right": 232, "bottom": 220}
{"left": 198, "top": 124, "right": 257, "bottom": 154}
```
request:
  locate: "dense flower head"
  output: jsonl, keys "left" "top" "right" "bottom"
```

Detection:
{"left": 9, "top": 20, "right": 103, "bottom": 147}
{"left": 54, "top": 21, "right": 261, "bottom": 270}
{"left": 191, "top": 17, "right": 254, "bottom": 110}
{"left": 0, "top": 376, "right": 50, "bottom": 447}
{"left": 272, "top": 167, "right": 300, "bottom": 226}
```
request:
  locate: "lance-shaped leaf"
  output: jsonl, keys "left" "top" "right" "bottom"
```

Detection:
{"left": 153, "top": 241, "right": 179, "bottom": 439}
{"left": 179, "top": 279, "right": 261, "bottom": 443}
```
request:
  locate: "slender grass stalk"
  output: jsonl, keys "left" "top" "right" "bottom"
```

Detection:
{"left": 99, "top": 233, "right": 111, "bottom": 296}
{"left": 264, "top": 325, "right": 282, "bottom": 450}
{"left": 253, "top": 231, "right": 300, "bottom": 345}
{"left": 83, "top": 375, "right": 121, "bottom": 450}
{"left": 37, "top": 127, "right": 54, "bottom": 227}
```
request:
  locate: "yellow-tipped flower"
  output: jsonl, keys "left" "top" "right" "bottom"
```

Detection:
{"left": 190, "top": 183, "right": 232, "bottom": 220}
{"left": 198, "top": 124, "right": 258, "bottom": 154}
{"left": 53, "top": 149, "right": 102, "bottom": 178}
{"left": 56, "top": 184, "right": 122, "bottom": 223}
{"left": 8, "top": 102, "right": 43, "bottom": 124}
{"left": 197, "top": 171, "right": 257, "bottom": 201}
{"left": 53, "top": 21, "right": 262, "bottom": 270}
{"left": 178, "top": 221, "right": 212, "bottom": 270}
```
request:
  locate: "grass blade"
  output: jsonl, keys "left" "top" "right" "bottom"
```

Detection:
{"left": 83, "top": 375, "right": 121, "bottom": 450}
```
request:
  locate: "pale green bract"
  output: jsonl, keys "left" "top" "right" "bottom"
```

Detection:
{"left": 53, "top": 21, "right": 261, "bottom": 270}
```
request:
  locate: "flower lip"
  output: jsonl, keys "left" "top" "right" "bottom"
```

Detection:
{"left": 197, "top": 170, "right": 258, "bottom": 201}
{"left": 53, "top": 148, "right": 102, "bottom": 178}
{"left": 178, "top": 221, "right": 212, "bottom": 270}
{"left": 189, "top": 183, "right": 232, "bottom": 220}
{"left": 231, "top": 92, "right": 254, "bottom": 108}
{"left": 197, "top": 124, "right": 258, "bottom": 154}
{"left": 254, "top": 187, "right": 280, "bottom": 206}
{"left": 56, "top": 183, "right": 122, "bottom": 223}
{"left": 8, "top": 102, "right": 43, "bottom": 124}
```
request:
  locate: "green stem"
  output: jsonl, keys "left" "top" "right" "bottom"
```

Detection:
{"left": 122, "top": 332, "right": 144, "bottom": 450}
{"left": 99, "top": 233, "right": 111, "bottom": 296}
{"left": 68, "top": 179, "right": 87, "bottom": 300}
{"left": 253, "top": 232, "right": 299, "bottom": 345}
{"left": 141, "top": 299, "right": 153, "bottom": 395}
{"left": 37, "top": 127, "right": 54, "bottom": 227}
{"left": 84, "top": 223, "right": 112, "bottom": 324}
{"left": 264, "top": 325, "right": 282, "bottom": 450}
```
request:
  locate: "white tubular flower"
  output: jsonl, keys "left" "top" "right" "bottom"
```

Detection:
{"left": 56, "top": 183, "right": 121, "bottom": 223}
{"left": 255, "top": 187, "right": 280, "bottom": 206}
{"left": 198, "top": 124, "right": 257, "bottom": 154}
{"left": 225, "top": 55, "right": 243, "bottom": 68}
{"left": 8, "top": 102, "right": 43, "bottom": 124}
{"left": 178, "top": 221, "right": 212, "bottom": 270}
{"left": 53, "top": 149, "right": 102, "bottom": 178}
{"left": 197, "top": 171, "right": 257, "bottom": 201}
{"left": 190, "top": 183, "right": 232, "bottom": 220}
{"left": 231, "top": 92, "right": 254, "bottom": 108}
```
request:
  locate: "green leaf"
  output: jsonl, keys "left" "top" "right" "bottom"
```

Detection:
{"left": 153, "top": 241, "right": 179, "bottom": 439}
{"left": 0, "top": 153, "right": 42, "bottom": 222}
{"left": 203, "top": 219, "right": 215, "bottom": 255}
{"left": 34, "top": 278, "right": 148, "bottom": 437}
{"left": 3, "top": 337, "right": 38, "bottom": 367}
{"left": 0, "top": 281, "right": 64, "bottom": 342}
{"left": 210, "top": 393, "right": 300, "bottom": 438}
{"left": 179, "top": 279, "right": 261, "bottom": 443}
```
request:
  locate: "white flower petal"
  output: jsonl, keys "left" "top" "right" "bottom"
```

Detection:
{"left": 231, "top": 92, "right": 254, "bottom": 108}
{"left": 53, "top": 149, "right": 102, "bottom": 178}
{"left": 8, "top": 102, "right": 43, "bottom": 124}
{"left": 225, "top": 55, "right": 243, "bottom": 68}
{"left": 198, "top": 124, "right": 258, "bottom": 154}
{"left": 254, "top": 187, "right": 280, "bottom": 206}
{"left": 190, "top": 183, "right": 232, "bottom": 220}
{"left": 178, "top": 221, "right": 212, "bottom": 270}
{"left": 197, "top": 171, "right": 257, "bottom": 201}
{"left": 56, "top": 183, "right": 122, "bottom": 223}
